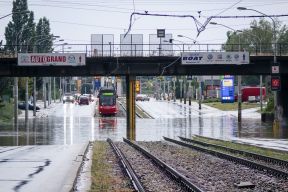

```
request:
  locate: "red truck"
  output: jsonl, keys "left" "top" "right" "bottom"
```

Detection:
{"left": 235, "top": 87, "right": 266, "bottom": 102}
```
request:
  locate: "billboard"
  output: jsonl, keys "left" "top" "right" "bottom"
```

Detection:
{"left": 221, "top": 76, "right": 234, "bottom": 103}
{"left": 18, "top": 53, "right": 86, "bottom": 66}
{"left": 181, "top": 52, "right": 249, "bottom": 65}
{"left": 91, "top": 34, "right": 114, "bottom": 57}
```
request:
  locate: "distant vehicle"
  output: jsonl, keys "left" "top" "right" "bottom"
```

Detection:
{"left": 78, "top": 96, "right": 89, "bottom": 105}
{"left": 18, "top": 102, "right": 40, "bottom": 110}
{"left": 98, "top": 87, "right": 118, "bottom": 116}
{"left": 136, "top": 94, "right": 150, "bottom": 101}
{"left": 62, "top": 93, "right": 74, "bottom": 103}
{"left": 235, "top": 87, "right": 266, "bottom": 102}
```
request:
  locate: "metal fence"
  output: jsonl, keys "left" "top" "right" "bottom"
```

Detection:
{"left": 1, "top": 43, "right": 288, "bottom": 58}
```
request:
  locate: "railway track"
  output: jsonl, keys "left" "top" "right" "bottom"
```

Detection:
{"left": 164, "top": 137, "right": 288, "bottom": 179}
{"left": 179, "top": 136, "right": 288, "bottom": 169}
{"left": 108, "top": 138, "right": 204, "bottom": 192}
{"left": 107, "top": 138, "right": 145, "bottom": 192}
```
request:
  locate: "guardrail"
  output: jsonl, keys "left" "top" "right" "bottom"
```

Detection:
{"left": 1, "top": 43, "right": 288, "bottom": 57}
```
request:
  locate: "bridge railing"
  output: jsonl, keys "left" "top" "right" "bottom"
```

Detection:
{"left": 1, "top": 43, "right": 288, "bottom": 57}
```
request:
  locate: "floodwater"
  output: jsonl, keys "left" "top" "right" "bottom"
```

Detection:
{"left": 0, "top": 100, "right": 287, "bottom": 149}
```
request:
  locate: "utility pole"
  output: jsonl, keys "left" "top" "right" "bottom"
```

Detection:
{"left": 25, "top": 77, "right": 29, "bottom": 121}
{"left": 198, "top": 77, "right": 202, "bottom": 110}
{"left": 53, "top": 77, "right": 56, "bottom": 103}
{"left": 14, "top": 77, "right": 18, "bottom": 126}
{"left": 33, "top": 77, "right": 36, "bottom": 116}
{"left": 179, "top": 78, "right": 183, "bottom": 103}
{"left": 184, "top": 76, "right": 187, "bottom": 104}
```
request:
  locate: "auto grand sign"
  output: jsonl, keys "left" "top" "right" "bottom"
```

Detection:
{"left": 18, "top": 53, "right": 86, "bottom": 66}
{"left": 181, "top": 52, "right": 249, "bottom": 65}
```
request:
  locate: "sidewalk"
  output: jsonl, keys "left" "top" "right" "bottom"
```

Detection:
{"left": 18, "top": 100, "right": 61, "bottom": 119}
{"left": 169, "top": 99, "right": 261, "bottom": 119}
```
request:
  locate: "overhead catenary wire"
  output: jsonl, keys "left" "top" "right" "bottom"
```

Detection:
{"left": 124, "top": 12, "right": 288, "bottom": 38}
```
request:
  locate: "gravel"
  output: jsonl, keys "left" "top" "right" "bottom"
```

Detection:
{"left": 116, "top": 142, "right": 185, "bottom": 192}
{"left": 137, "top": 141, "right": 288, "bottom": 192}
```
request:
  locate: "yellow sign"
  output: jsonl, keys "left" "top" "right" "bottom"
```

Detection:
{"left": 135, "top": 80, "right": 140, "bottom": 93}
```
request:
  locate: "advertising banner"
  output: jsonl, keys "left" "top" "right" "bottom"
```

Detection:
{"left": 18, "top": 53, "right": 86, "bottom": 66}
{"left": 221, "top": 76, "right": 234, "bottom": 103}
{"left": 181, "top": 52, "right": 249, "bottom": 65}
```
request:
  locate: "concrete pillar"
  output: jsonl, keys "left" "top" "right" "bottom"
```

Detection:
{"left": 126, "top": 75, "right": 136, "bottom": 140}
{"left": 278, "top": 74, "right": 288, "bottom": 124}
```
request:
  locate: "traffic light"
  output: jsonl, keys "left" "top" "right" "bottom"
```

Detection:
{"left": 135, "top": 80, "right": 140, "bottom": 93}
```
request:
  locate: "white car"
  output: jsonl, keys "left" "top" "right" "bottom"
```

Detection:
{"left": 62, "top": 93, "right": 75, "bottom": 103}
{"left": 136, "top": 94, "right": 150, "bottom": 101}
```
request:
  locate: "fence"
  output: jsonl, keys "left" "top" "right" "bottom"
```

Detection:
{"left": 1, "top": 43, "right": 288, "bottom": 57}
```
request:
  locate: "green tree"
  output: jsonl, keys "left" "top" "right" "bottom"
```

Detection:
{"left": 35, "top": 17, "right": 53, "bottom": 53}
{"left": 4, "top": 0, "right": 34, "bottom": 54}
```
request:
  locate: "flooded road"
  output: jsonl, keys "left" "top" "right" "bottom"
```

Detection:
{"left": 0, "top": 99, "right": 287, "bottom": 148}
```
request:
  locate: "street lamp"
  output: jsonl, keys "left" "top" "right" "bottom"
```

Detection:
{"left": 163, "top": 39, "right": 183, "bottom": 54}
{"left": 237, "top": 7, "right": 279, "bottom": 124}
{"left": 210, "top": 21, "right": 243, "bottom": 122}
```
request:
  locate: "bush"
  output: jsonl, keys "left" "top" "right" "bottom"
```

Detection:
{"left": 264, "top": 96, "right": 274, "bottom": 113}
{"left": 202, "top": 98, "right": 221, "bottom": 103}
{"left": 0, "top": 102, "right": 14, "bottom": 122}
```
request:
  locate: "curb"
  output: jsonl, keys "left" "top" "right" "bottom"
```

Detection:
{"left": 70, "top": 142, "right": 92, "bottom": 192}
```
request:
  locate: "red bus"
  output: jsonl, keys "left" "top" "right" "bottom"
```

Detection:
{"left": 98, "top": 87, "right": 118, "bottom": 116}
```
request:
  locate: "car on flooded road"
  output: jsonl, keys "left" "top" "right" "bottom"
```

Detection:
{"left": 62, "top": 93, "right": 75, "bottom": 103}
{"left": 78, "top": 95, "right": 89, "bottom": 105}
{"left": 136, "top": 94, "right": 150, "bottom": 101}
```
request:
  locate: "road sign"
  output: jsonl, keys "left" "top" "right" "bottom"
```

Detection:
{"left": 157, "top": 29, "right": 165, "bottom": 38}
{"left": 271, "top": 65, "right": 279, "bottom": 74}
{"left": 271, "top": 76, "right": 281, "bottom": 91}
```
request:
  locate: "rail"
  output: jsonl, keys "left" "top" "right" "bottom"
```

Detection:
{"left": 163, "top": 137, "right": 288, "bottom": 179}
{"left": 1, "top": 43, "right": 288, "bottom": 57}
{"left": 123, "top": 138, "right": 204, "bottom": 192}
{"left": 179, "top": 136, "right": 288, "bottom": 168}
{"left": 107, "top": 138, "right": 145, "bottom": 192}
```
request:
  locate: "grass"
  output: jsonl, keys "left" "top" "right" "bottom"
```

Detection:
{"left": 204, "top": 102, "right": 259, "bottom": 111}
{"left": 90, "top": 141, "right": 112, "bottom": 191}
{"left": 193, "top": 136, "right": 288, "bottom": 161}
{"left": 0, "top": 102, "right": 14, "bottom": 123}
{"left": 90, "top": 141, "right": 133, "bottom": 192}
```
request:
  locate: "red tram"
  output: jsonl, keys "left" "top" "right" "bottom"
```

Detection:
{"left": 98, "top": 87, "right": 118, "bottom": 116}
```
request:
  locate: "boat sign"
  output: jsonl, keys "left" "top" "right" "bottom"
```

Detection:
{"left": 18, "top": 53, "right": 86, "bottom": 66}
{"left": 181, "top": 52, "right": 249, "bottom": 65}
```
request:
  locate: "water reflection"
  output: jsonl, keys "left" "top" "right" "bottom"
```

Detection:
{"left": 0, "top": 104, "right": 287, "bottom": 146}
{"left": 99, "top": 117, "right": 117, "bottom": 129}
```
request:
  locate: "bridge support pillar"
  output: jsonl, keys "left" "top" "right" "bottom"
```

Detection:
{"left": 126, "top": 75, "right": 136, "bottom": 140}
{"left": 276, "top": 74, "right": 288, "bottom": 126}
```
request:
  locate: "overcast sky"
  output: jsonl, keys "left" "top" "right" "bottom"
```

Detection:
{"left": 1, "top": 0, "right": 288, "bottom": 47}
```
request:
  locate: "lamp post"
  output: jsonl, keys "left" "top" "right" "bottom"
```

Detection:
{"left": 238, "top": 7, "right": 279, "bottom": 124}
{"left": 163, "top": 39, "right": 183, "bottom": 55}
{"left": 33, "top": 35, "right": 60, "bottom": 53}
{"left": 178, "top": 34, "right": 202, "bottom": 108}
{"left": 177, "top": 35, "right": 199, "bottom": 51}
{"left": 210, "top": 22, "right": 243, "bottom": 122}
{"left": 248, "top": 26, "right": 264, "bottom": 112}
